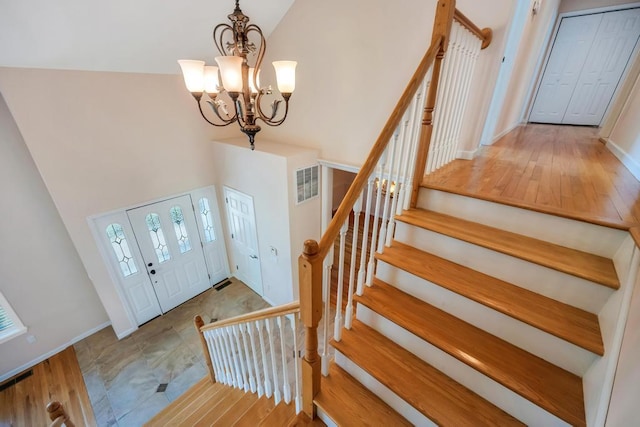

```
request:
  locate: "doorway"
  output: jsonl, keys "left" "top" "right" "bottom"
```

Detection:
{"left": 223, "top": 187, "right": 263, "bottom": 296}
{"left": 91, "top": 186, "right": 229, "bottom": 326}
{"left": 530, "top": 8, "right": 640, "bottom": 126}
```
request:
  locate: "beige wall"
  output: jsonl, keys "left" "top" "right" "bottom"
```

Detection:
{"left": 0, "top": 67, "right": 235, "bottom": 337}
{"left": 607, "top": 74, "right": 640, "bottom": 175}
{"left": 0, "top": 93, "right": 107, "bottom": 379}
{"left": 259, "top": 0, "right": 514, "bottom": 165}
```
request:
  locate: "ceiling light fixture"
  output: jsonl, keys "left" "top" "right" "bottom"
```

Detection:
{"left": 178, "top": 0, "right": 297, "bottom": 150}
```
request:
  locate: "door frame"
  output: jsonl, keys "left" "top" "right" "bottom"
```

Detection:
{"left": 526, "top": 2, "right": 640, "bottom": 127}
{"left": 88, "top": 185, "right": 230, "bottom": 331}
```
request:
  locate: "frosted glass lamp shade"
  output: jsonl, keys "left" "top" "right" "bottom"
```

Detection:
{"left": 273, "top": 61, "right": 297, "bottom": 94}
{"left": 203, "top": 66, "right": 219, "bottom": 94}
{"left": 215, "top": 56, "right": 243, "bottom": 93}
{"left": 249, "top": 68, "right": 261, "bottom": 94}
{"left": 177, "top": 60, "right": 205, "bottom": 93}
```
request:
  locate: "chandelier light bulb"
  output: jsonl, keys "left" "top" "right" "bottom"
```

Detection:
{"left": 203, "top": 66, "right": 220, "bottom": 94}
{"left": 215, "top": 56, "right": 243, "bottom": 93}
{"left": 273, "top": 61, "right": 297, "bottom": 94}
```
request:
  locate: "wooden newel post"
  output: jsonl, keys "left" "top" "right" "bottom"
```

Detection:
{"left": 299, "top": 239, "right": 323, "bottom": 418}
{"left": 410, "top": 0, "right": 456, "bottom": 208}
{"left": 47, "top": 401, "right": 74, "bottom": 427}
{"left": 195, "top": 315, "right": 216, "bottom": 383}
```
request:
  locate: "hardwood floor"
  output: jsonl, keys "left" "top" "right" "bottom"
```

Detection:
{"left": 422, "top": 124, "right": 640, "bottom": 226}
{"left": 0, "top": 346, "right": 96, "bottom": 426}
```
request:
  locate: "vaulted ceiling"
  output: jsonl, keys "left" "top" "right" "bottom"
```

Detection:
{"left": 0, "top": 0, "right": 294, "bottom": 74}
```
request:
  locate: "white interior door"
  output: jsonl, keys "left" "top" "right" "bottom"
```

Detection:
{"left": 224, "top": 187, "right": 263, "bottom": 296}
{"left": 531, "top": 9, "right": 640, "bottom": 126}
{"left": 563, "top": 8, "right": 640, "bottom": 125}
{"left": 530, "top": 14, "right": 603, "bottom": 124}
{"left": 127, "top": 195, "right": 211, "bottom": 313}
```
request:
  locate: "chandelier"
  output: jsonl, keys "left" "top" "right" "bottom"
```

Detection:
{"left": 178, "top": 0, "right": 297, "bottom": 150}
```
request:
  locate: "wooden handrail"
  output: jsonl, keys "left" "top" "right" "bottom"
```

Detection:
{"left": 454, "top": 9, "right": 493, "bottom": 49}
{"left": 198, "top": 301, "right": 300, "bottom": 332}
{"left": 316, "top": 36, "right": 444, "bottom": 261}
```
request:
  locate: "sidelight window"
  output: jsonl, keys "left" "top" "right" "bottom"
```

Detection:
{"left": 106, "top": 223, "right": 138, "bottom": 277}
{"left": 198, "top": 198, "right": 216, "bottom": 243}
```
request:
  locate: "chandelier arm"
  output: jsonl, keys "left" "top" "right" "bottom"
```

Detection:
{"left": 213, "top": 24, "right": 234, "bottom": 55}
{"left": 245, "top": 25, "right": 266, "bottom": 72}
{"left": 257, "top": 98, "right": 290, "bottom": 127}
{"left": 197, "top": 98, "right": 237, "bottom": 127}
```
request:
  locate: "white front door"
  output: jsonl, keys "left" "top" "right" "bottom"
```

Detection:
{"left": 127, "top": 195, "right": 211, "bottom": 313}
{"left": 224, "top": 187, "right": 263, "bottom": 295}
{"left": 530, "top": 8, "right": 640, "bottom": 125}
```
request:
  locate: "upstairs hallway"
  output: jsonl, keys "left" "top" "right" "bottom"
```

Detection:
{"left": 422, "top": 124, "right": 640, "bottom": 227}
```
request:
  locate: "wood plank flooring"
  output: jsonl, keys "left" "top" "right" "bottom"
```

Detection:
{"left": 0, "top": 346, "right": 96, "bottom": 426}
{"left": 422, "top": 124, "right": 640, "bottom": 226}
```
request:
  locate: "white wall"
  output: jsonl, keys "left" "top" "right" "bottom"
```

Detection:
{"left": 606, "top": 74, "right": 640, "bottom": 179}
{"left": 211, "top": 138, "right": 320, "bottom": 306}
{"left": 0, "top": 67, "right": 235, "bottom": 337}
{"left": 0, "top": 93, "right": 107, "bottom": 379}
{"left": 493, "top": 0, "right": 561, "bottom": 138}
{"left": 259, "top": 0, "right": 513, "bottom": 165}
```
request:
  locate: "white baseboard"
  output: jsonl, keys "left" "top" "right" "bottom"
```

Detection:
{"left": 604, "top": 138, "right": 640, "bottom": 182}
{"left": 0, "top": 321, "right": 111, "bottom": 382}
{"left": 456, "top": 149, "right": 477, "bottom": 160}
{"left": 484, "top": 122, "right": 522, "bottom": 146}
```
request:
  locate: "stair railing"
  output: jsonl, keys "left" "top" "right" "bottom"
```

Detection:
{"left": 195, "top": 301, "right": 303, "bottom": 413}
{"left": 299, "top": 0, "right": 492, "bottom": 419}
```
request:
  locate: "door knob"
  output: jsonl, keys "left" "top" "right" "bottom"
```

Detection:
{"left": 250, "top": 255, "right": 258, "bottom": 259}
{"left": 149, "top": 269, "right": 156, "bottom": 275}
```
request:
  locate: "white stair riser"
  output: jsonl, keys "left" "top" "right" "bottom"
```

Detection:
{"left": 316, "top": 407, "right": 338, "bottom": 427}
{"left": 356, "top": 304, "right": 570, "bottom": 427}
{"left": 334, "top": 351, "right": 433, "bottom": 426}
{"left": 417, "top": 188, "right": 627, "bottom": 258}
{"left": 394, "top": 221, "right": 613, "bottom": 313}
{"left": 375, "top": 261, "right": 596, "bottom": 375}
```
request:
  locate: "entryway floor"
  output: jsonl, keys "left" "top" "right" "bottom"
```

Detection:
{"left": 74, "top": 278, "right": 270, "bottom": 427}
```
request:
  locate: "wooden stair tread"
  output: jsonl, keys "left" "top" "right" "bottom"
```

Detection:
{"left": 357, "top": 279, "right": 586, "bottom": 426}
{"left": 396, "top": 208, "right": 619, "bottom": 289}
{"left": 333, "top": 321, "right": 524, "bottom": 426}
{"left": 233, "top": 396, "right": 277, "bottom": 427}
{"left": 210, "top": 391, "right": 260, "bottom": 425}
{"left": 287, "top": 411, "right": 327, "bottom": 426}
{"left": 314, "top": 363, "right": 411, "bottom": 426}
{"left": 145, "top": 378, "right": 223, "bottom": 426}
{"left": 259, "top": 401, "right": 296, "bottom": 426}
{"left": 179, "top": 385, "right": 245, "bottom": 426}
{"left": 377, "top": 242, "right": 604, "bottom": 355}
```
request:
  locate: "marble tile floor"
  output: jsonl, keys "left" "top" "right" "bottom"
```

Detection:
{"left": 73, "top": 278, "right": 270, "bottom": 427}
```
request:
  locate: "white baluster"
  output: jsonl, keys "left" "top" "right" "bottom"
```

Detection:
{"left": 288, "top": 313, "right": 302, "bottom": 413}
{"left": 366, "top": 152, "right": 388, "bottom": 286}
{"left": 239, "top": 323, "right": 256, "bottom": 393}
{"left": 223, "top": 327, "right": 243, "bottom": 388}
{"left": 403, "top": 78, "right": 427, "bottom": 211}
{"left": 333, "top": 219, "right": 348, "bottom": 341}
{"left": 386, "top": 117, "right": 411, "bottom": 247}
{"left": 277, "top": 316, "right": 292, "bottom": 404}
{"left": 321, "top": 252, "right": 332, "bottom": 377}
{"left": 265, "top": 317, "right": 282, "bottom": 404}
{"left": 205, "top": 331, "right": 224, "bottom": 385}
{"left": 232, "top": 324, "right": 250, "bottom": 392}
{"left": 357, "top": 177, "right": 374, "bottom": 296}
{"left": 256, "top": 319, "right": 273, "bottom": 398}
{"left": 217, "top": 328, "right": 235, "bottom": 387}
{"left": 443, "top": 24, "right": 467, "bottom": 166}
{"left": 246, "top": 321, "right": 264, "bottom": 397}
{"left": 345, "top": 195, "right": 362, "bottom": 329}
{"left": 439, "top": 23, "right": 464, "bottom": 169}
{"left": 378, "top": 133, "right": 399, "bottom": 253}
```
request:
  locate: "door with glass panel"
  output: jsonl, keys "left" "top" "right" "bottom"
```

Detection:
{"left": 127, "top": 195, "right": 210, "bottom": 313}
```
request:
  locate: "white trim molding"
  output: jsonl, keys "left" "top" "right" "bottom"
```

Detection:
{"left": 604, "top": 138, "right": 640, "bottom": 182}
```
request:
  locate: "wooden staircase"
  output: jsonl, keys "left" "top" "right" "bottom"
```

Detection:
{"left": 313, "top": 186, "right": 629, "bottom": 426}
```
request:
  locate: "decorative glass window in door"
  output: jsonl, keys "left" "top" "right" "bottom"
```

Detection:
{"left": 145, "top": 213, "right": 171, "bottom": 263}
{"left": 198, "top": 197, "right": 216, "bottom": 243}
{"left": 170, "top": 205, "right": 192, "bottom": 253}
{"left": 0, "top": 292, "right": 26, "bottom": 344}
{"left": 105, "top": 223, "right": 138, "bottom": 277}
